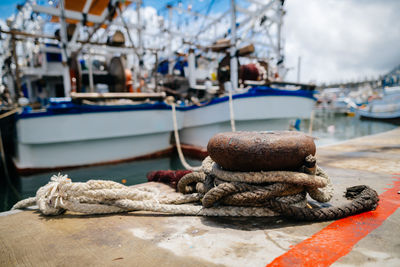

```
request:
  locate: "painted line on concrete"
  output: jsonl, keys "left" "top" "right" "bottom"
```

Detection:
{"left": 266, "top": 176, "right": 400, "bottom": 267}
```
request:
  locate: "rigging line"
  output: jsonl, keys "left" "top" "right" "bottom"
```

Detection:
{"left": 159, "top": 0, "right": 215, "bottom": 52}
{"left": 190, "top": 0, "right": 216, "bottom": 43}
{"left": 190, "top": 0, "right": 214, "bottom": 17}
{"left": 172, "top": 0, "right": 218, "bottom": 53}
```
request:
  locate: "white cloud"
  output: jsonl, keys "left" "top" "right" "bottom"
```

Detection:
{"left": 283, "top": 0, "right": 400, "bottom": 84}
{"left": 0, "top": 18, "right": 7, "bottom": 29}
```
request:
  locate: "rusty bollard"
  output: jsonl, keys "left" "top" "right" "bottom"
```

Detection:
{"left": 207, "top": 131, "right": 316, "bottom": 172}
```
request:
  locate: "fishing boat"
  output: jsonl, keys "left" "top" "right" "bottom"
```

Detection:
{"left": 356, "top": 86, "right": 400, "bottom": 123}
{"left": 14, "top": 84, "right": 314, "bottom": 173}
{"left": 1, "top": 0, "right": 316, "bottom": 173}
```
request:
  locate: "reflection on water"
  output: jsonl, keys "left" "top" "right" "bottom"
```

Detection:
{"left": 303, "top": 114, "right": 397, "bottom": 146}
{"left": 0, "top": 114, "right": 397, "bottom": 212}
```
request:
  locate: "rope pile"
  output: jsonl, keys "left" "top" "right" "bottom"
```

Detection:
{"left": 12, "top": 156, "right": 379, "bottom": 221}
{"left": 177, "top": 156, "right": 378, "bottom": 220}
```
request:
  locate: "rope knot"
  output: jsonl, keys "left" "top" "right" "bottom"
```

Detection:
{"left": 35, "top": 173, "right": 72, "bottom": 215}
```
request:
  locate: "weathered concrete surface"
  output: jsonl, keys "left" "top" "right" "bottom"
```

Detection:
{"left": 1, "top": 128, "right": 399, "bottom": 267}
{"left": 316, "top": 128, "right": 400, "bottom": 267}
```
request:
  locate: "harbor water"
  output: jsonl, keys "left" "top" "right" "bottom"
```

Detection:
{"left": 0, "top": 114, "right": 397, "bottom": 212}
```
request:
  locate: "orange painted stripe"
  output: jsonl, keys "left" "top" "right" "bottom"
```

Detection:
{"left": 267, "top": 176, "right": 400, "bottom": 267}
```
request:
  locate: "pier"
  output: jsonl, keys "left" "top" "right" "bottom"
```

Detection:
{"left": 1, "top": 128, "right": 399, "bottom": 266}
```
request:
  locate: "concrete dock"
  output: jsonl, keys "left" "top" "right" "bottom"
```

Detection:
{"left": 1, "top": 128, "right": 399, "bottom": 266}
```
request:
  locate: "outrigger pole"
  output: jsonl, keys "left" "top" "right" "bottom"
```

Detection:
{"left": 59, "top": 0, "right": 72, "bottom": 96}
{"left": 230, "top": 0, "right": 238, "bottom": 91}
{"left": 167, "top": 4, "right": 173, "bottom": 75}
{"left": 11, "top": 33, "right": 21, "bottom": 100}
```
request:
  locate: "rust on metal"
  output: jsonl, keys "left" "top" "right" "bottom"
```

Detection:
{"left": 207, "top": 131, "right": 316, "bottom": 171}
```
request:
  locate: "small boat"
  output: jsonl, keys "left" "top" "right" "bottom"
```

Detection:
{"left": 356, "top": 86, "right": 400, "bottom": 124}
{"left": 315, "top": 88, "right": 358, "bottom": 115}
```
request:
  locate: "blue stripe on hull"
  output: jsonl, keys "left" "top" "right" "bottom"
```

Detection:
{"left": 19, "top": 86, "right": 316, "bottom": 119}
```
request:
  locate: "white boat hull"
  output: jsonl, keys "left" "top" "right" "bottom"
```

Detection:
{"left": 15, "top": 109, "right": 177, "bottom": 171}
{"left": 356, "top": 90, "right": 400, "bottom": 121}
{"left": 179, "top": 95, "right": 315, "bottom": 147}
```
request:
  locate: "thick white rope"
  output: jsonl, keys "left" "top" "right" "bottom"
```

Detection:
{"left": 210, "top": 158, "right": 333, "bottom": 203}
{"left": 308, "top": 109, "right": 315, "bottom": 135}
{"left": 11, "top": 173, "right": 279, "bottom": 217}
{"left": 212, "top": 162, "right": 327, "bottom": 187}
{"left": 167, "top": 83, "right": 236, "bottom": 171}
{"left": 11, "top": 156, "right": 333, "bottom": 216}
{"left": 227, "top": 81, "right": 236, "bottom": 132}
{"left": 168, "top": 97, "right": 202, "bottom": 171}
{"left": 115, "top": 199, "right": 278, "bottom": 217}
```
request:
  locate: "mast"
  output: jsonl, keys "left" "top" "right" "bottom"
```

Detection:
{"left": 88, "top": 50, "right": 94, "bottom": 92}
{"left": 188, "top": 48, "right": 196, "bottom": 88}
{"left": 167, "top": 5, "right": 173, "bottom": 75}
{"left": 297, "top": 56, "right": 301, "bottom": 83}
{"left": 59, "top": 0, "right": 72, "bottom": 96}
{"left": 230, "top": 0, "right": 238, "bottom": 91}
{"left": 277, "top": 0, "right": 285, "bottom": 78}
{"left": 11, "top": 34, "right": 21, "bottom": 99}
{"left": 136, "top": 0, "right": 143, "bottom": 78}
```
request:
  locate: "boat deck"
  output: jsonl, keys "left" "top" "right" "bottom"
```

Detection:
{"left": 1, "top": 128, "right": 399, "bottom": 266}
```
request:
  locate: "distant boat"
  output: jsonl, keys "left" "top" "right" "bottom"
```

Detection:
{"left": 315, "top": 87, "right": 359, "bottom": 115}
{"left": 356, "top": 86, "right": 400, "bottom": 123}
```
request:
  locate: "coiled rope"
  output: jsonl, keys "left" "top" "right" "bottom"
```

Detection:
{"left": 11, "top": 156, "right": 379, "bottom": 221}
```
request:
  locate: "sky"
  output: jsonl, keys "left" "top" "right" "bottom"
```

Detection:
{"left": 283, "top": 0, "right": 400, "bottom": 84}
{"left": 1, "top": 0, "right": 399, "bottom": 84}
{"left": 0, "top": 0, "right": 18, "bottom": 20}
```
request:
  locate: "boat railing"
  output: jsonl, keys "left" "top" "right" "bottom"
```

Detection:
{"left": 70, "top": 92, "right": 167, "bottom": 103}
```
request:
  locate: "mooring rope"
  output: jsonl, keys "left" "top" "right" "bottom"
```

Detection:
{"left": 227, "top": 81, "right": 236, "bottom": 132}
{"left": 166, "top": 86, "right": 237, "bottom": 172}
{"left": 11, "top": 156, "right": 379, "bottom": 221}
{"left": 167, "top": 97, "right": 202, "bottom": 171}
